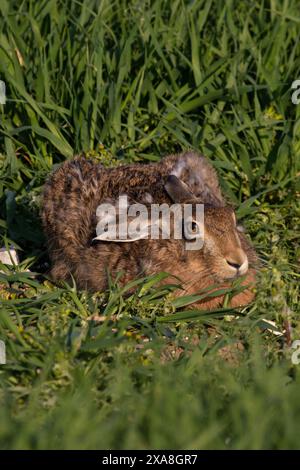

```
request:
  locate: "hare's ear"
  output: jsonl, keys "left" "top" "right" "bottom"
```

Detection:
{"left": 164, "top": 175, "right": 194, "bottom": 203}
{"left": 93, "top": 196, "right": 151, "bottom": 243}
{"left": 93, "top": 217, "right": 150, "bottom": 242}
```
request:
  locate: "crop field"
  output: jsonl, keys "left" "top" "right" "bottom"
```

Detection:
{"left": 0, "top": 0, "right": 299, "bottom": 449}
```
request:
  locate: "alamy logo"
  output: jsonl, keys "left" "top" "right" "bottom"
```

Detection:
{"left": 0, "top": 340, "right": 6, "bottom": 365}
{"left": 94, "top": 196, "right": 205, "bottom": 251}
{"left": 291, "top": 340, "right": 300, "bottom": 365}
{"left": 0, "top": 80, "right": 6, "bottom": 105}
{"left": 291, "top": 80, "right": 300, "bottom": 105}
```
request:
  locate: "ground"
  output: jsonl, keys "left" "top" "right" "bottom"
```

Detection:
{"left": 0, "top": 0, "right": 299, "bottom": 449}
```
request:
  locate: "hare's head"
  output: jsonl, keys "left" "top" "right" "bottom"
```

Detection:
{"left": 163, "top": 175, "right": 249, "bottom": 282}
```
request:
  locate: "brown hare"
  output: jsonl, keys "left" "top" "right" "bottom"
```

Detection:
{"left": 42, "top": 151, "right": 257, "bottom": 309}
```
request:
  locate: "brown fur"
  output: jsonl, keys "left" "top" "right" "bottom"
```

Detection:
{"left": 41, "top": 151, "right": 258, "bottom": 309}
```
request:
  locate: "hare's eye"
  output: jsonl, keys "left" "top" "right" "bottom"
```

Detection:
{"left": 182, "top": 220, "right": 200, "bottom": 239}
{"left": 191, "top": 221, "right": 198, "bottom": 232}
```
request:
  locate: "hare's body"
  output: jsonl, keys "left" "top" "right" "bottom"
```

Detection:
{"left": 42, "top": 151, "right": 257, "bottom": 309}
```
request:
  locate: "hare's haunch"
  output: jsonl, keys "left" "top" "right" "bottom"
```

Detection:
{"left": 42, "top": 151, "right": 257, "bottom": 309}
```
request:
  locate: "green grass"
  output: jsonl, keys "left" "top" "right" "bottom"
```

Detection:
{"left": 0, "top": 0, "right": 299, "bottom": 449}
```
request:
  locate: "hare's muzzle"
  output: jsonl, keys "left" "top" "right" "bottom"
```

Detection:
{"left": 225, "top": 249, "right": 248, "bottom": 277}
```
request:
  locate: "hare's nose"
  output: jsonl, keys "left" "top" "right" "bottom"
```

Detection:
{"left": 226, "top": 260, "right": 241, "bottom": 269}
{"left": 226, "top": 255, "right": 248, "bottom": 275}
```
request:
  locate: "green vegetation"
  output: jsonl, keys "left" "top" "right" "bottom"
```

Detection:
{"left": 0, "top": 0, "right": 299, "bottom": 449}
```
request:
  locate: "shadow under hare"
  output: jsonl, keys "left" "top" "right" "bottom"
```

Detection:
{"left": 42, "top": 151, "right": 257, "bottom": 309}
